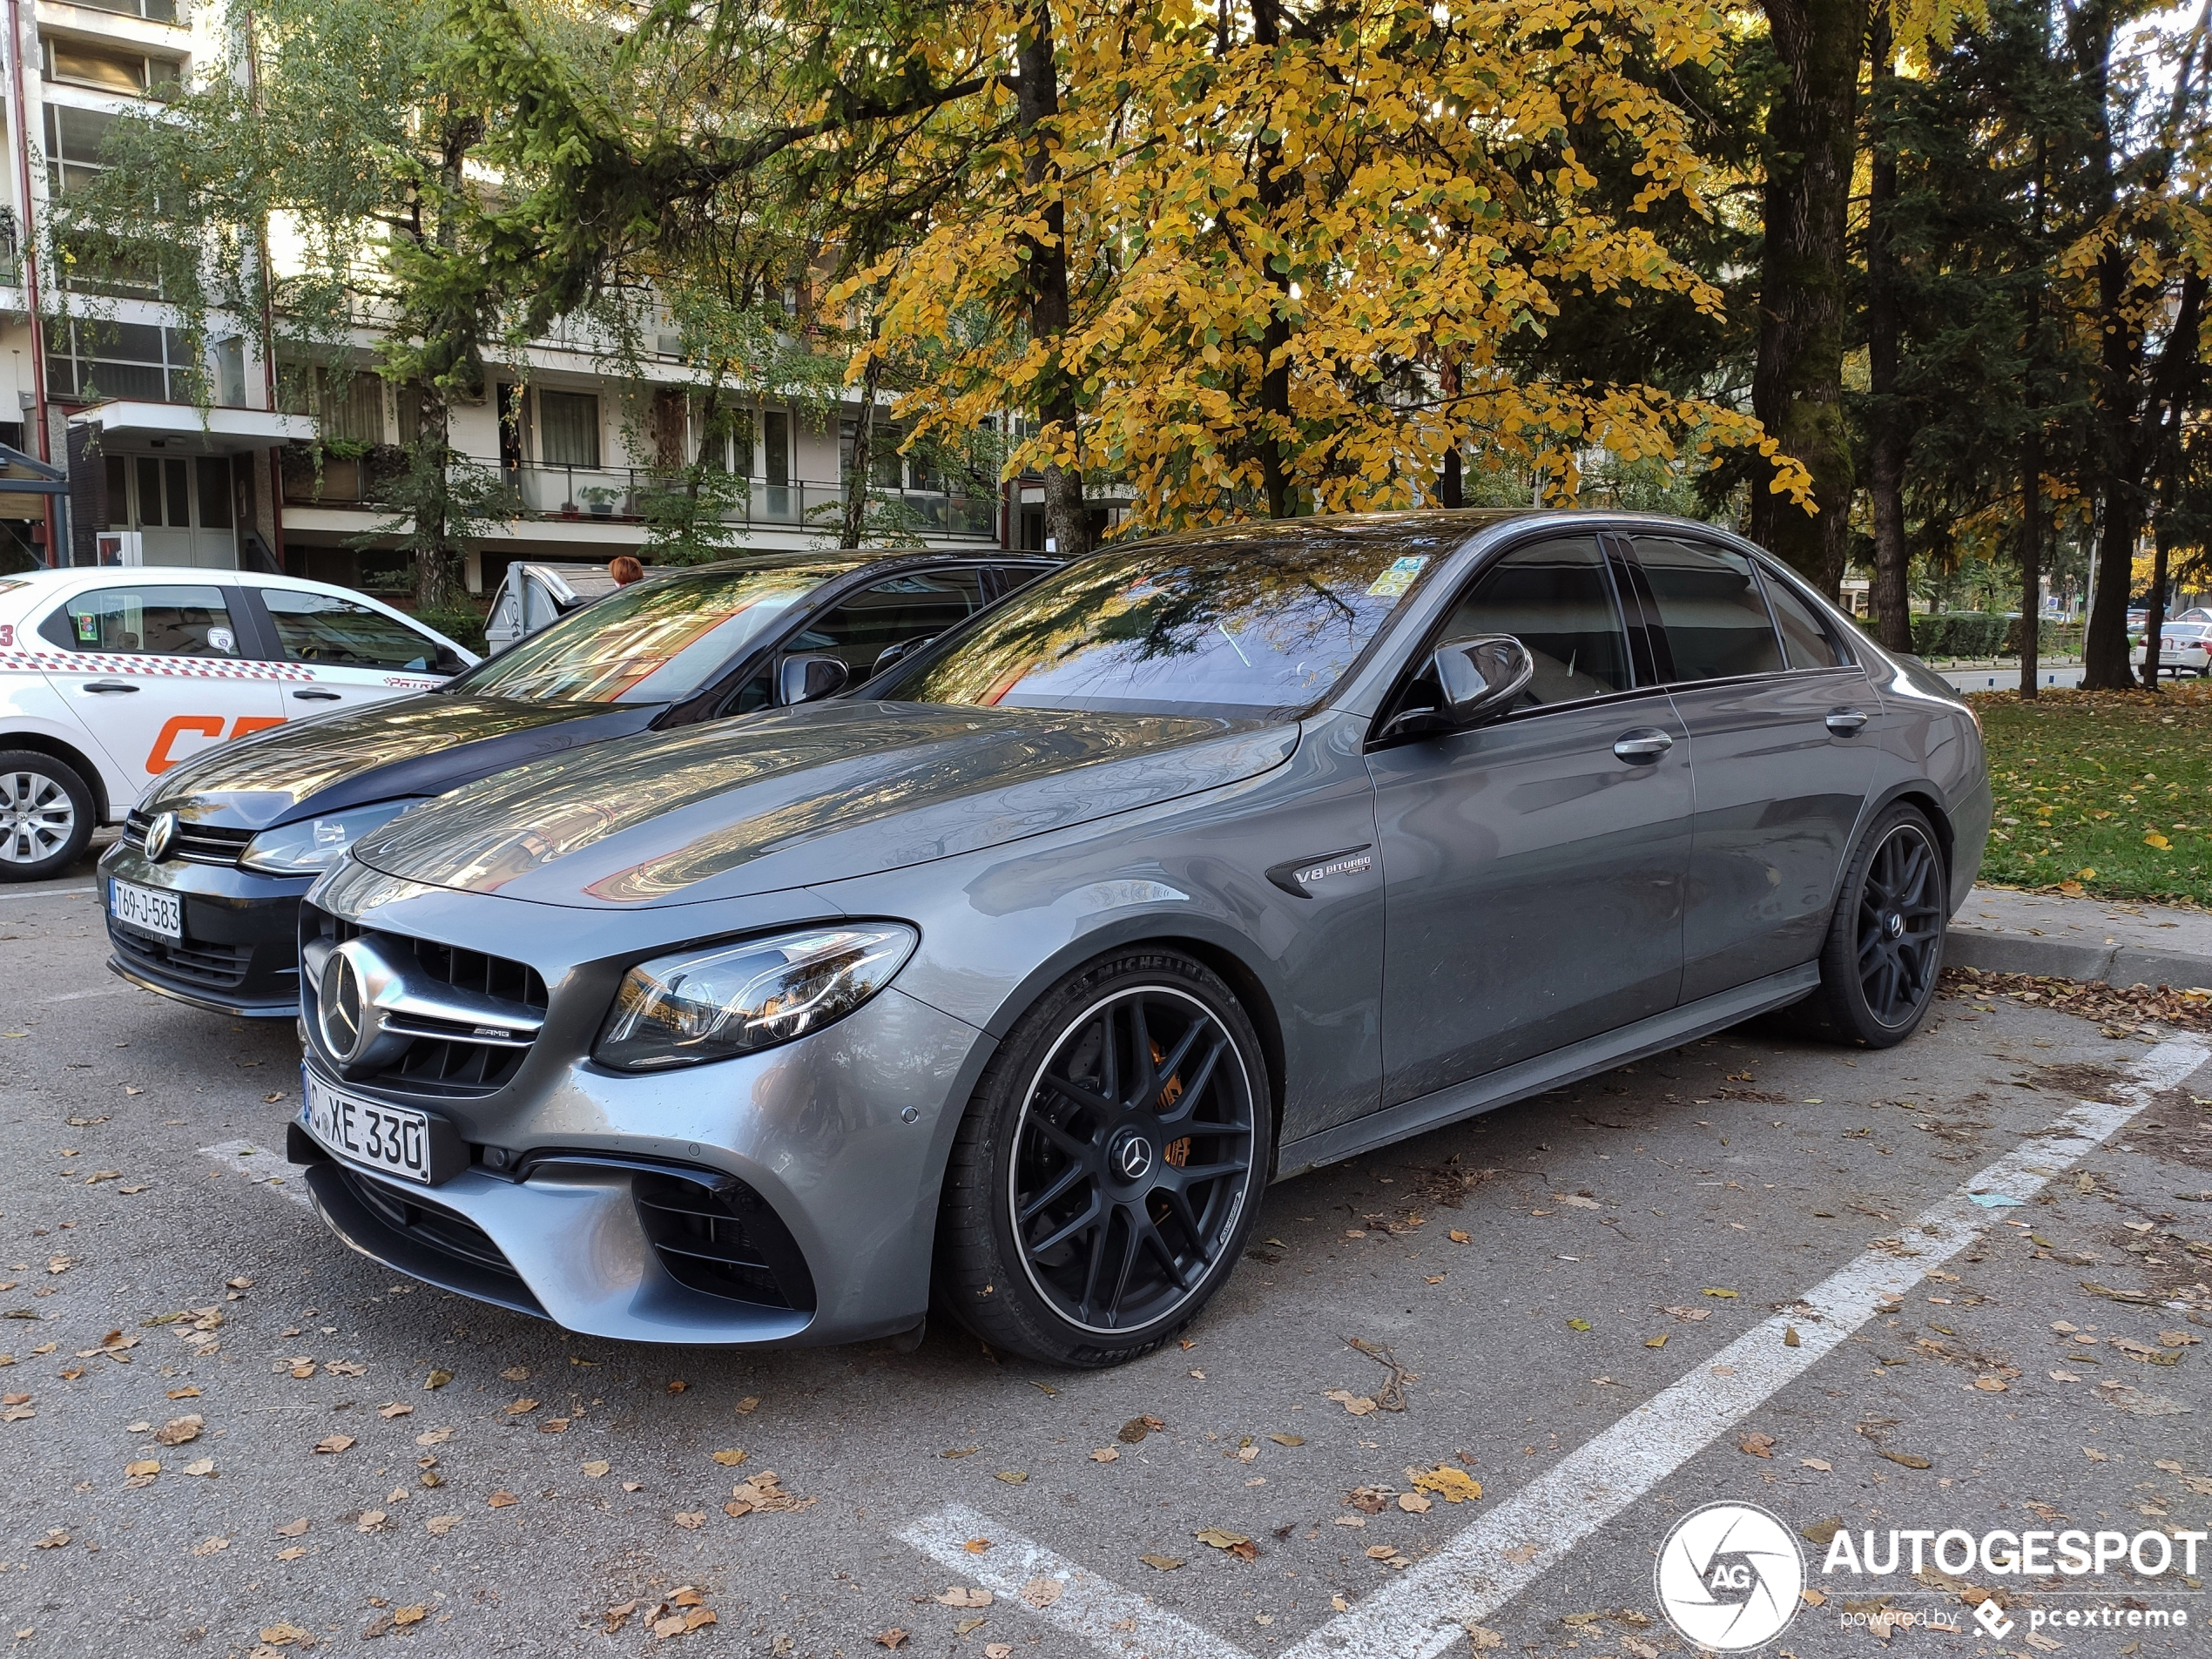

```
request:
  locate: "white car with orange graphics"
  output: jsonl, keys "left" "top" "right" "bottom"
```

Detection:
{"left": 0, "top": 567, "right": 474, "bottom": 881}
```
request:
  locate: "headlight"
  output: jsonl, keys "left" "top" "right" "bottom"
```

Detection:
{"left": 593, "top": 924, "right": 919, "bottom": 1071}
{"left": 238, "top": 801, "right": 418, "bottom": 874}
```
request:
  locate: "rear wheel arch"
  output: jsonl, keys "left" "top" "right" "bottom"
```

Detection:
{"left": 1876, "top": 783, "right": 1955, "bottom": 907}
{"left": 0, "top": 732, "right": 111, "bottom": 822}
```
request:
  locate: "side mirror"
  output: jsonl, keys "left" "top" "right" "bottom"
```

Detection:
{"left": 872, "top": 636, "right": 933, "bottom": 677}
{"left": 776, "top": 653, "right": 852, "bottom": 706}
{"left": 1378, "top": 634, "right": 1534, "bottom": 740}
{"left": 1434, "top": 635, "right": 1534, "bottom": 723}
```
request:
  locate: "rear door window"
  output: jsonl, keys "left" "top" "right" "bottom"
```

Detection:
{"left": 40, "top": 584, "right": 243, "bottom": 657}
{"left": 1632, "top": 536, "right": 1784, "bottom": 683}
{"left": 1757, "top": 566, "right": 1850, "bottom": 670}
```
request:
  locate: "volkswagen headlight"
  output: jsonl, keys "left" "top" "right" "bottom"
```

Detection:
{"left": 593, "top": 924, "right": 919, "bottom": 1071}
{"left": 239, "top": 801, "right": 418, "bottom": 875}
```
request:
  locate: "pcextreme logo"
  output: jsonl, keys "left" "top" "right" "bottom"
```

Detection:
{"left": 1654, "top": 1501, "right": 1806, "bottom": 1651}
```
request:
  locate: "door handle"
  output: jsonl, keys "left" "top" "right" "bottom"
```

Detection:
{"left": 1612, "top": 728, "right": 1674, "bottom": 763}
{"left": 82, "top": 680, "right": 139, "bottom": 694}
{"left": 291, "top": 688, "right": 343, "bottom": 702}
{"left": 1825, "top": 709, "right": 1869, "bottom": 735}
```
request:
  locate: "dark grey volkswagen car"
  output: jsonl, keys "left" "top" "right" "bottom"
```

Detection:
{"left": 287, "top": 511, "right": 1989, "bottom": 1366}
{"left": 99, "top": 550, "right": 1049, "bottom": 1017}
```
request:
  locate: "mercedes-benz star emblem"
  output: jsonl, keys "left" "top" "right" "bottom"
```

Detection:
{"left": 316, "top": 942, "right": 389, "bottom": 1070}
{"left": 143, "top": 812, "right": 179, "bottom": 861}
{"left": 1111, "top": 1131, "right": 1154, "bottom": 1182}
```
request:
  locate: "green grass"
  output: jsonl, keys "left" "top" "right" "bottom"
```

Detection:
{"left": 1971, "top": 683, "right": 2212, "bottom": 908}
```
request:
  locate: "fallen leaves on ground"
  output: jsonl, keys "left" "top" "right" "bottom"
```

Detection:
{"left": 1138, "top": 1553, "right": 1184, "bottom": 1571}
{"left": 313, "top": 1435, "right": 354, "bottom": 1455}
{"left": 486, "top": 1492, "right": 517, "bottom": 1508}
{"left": 191, "top": 1535, "right": 228, "bottom": 1556}
{"left": 1413, "top": 1465, "right": 1481, "bottom": 1502}
{"left": 1021, "top": 1578, "right": 1065, "bottom": 1607}
{"left": 725, "top": 1471, "right": 815, "bottom": 1514}
{"left": 672, "top": 1512, "right": 706, "bottom": 1530}
{"left": 1089, "top": 1447, "right": 1119, "bottom": 1462}
{"left": 415, "top": 1426, "right": 452, "bottom": 1447}
{"left": 994, "top": 1469, "right": 1028, "bottom": 1484}
{"left": 153, "top": 1415, "right": 202, "bottom": 1447}
{"left": 1943, "top": 967, "right": 2212, "bottom": 1033}
{"left": 1366, "top": 1544, "right": 1412, "bottom": 1570}
{"left": 734, "top": 1395, "right": 761, "bottom": 1414}
{"left": 1661, "top": 1306, "right": 1711, "bottom": 1322}
{"left": 1325, "top": 1389, "right": 1378, "bottom": 1415}
{"left": 425, "top": 1515, "right": 460, "bottom": 1535}
{"left": 274, "top": 1519, "right": 309, "bottom": 1537}
{"left": 258, "top": 1623, "right": 314, "bottom": 1648}
{"left": 872, "top": 1629, "right": 907, "bottom": 1649}
{"left": 1196, "top": 1527, "right": 1258, "bottom": 1561}
{"left": 711, "top": 1447, "right": 748, "bottom": 1467}
{"left": 936, "top": 1588, "right": 992, "bottom": 1608}
{"left": 500, "top": 1366, "right": 529, "bottom": 1381}
{"left": 583, "top": 1460, "right": 611, "bottom": 1478}
{"left": 377, "top": 1402, "right": 414, "bottom": 1419}
{"left": 423, "top": 1369, "right": 452, "bottom": 1390}
{"left": 1740, "top": 1433, "right": 1777, "bottom": 1459}
{"left": 1117, "top": 1415, "right": 1165, "bottom": 1443}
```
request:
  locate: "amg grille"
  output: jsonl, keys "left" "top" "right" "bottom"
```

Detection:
{"left": 124, "top": 809, "right": 253, "bottom": 867}
{"left": 633, "top": 1170, "right": 817, "bottom": 1312}
{"left": 302, "top": 905, "right": 548, "bottom": 1101}
{"left": 111, "top": 927, "right": 253, "bottom": 991}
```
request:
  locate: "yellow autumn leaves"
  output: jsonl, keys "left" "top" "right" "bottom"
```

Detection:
{"left": 845, "top": 0, "right": 1813, "bottom": 533}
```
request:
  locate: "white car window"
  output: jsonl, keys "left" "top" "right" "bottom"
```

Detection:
{"left": 261, "top": 588, "right": 454, "bottom": 672}
{"left": 39, "top": 584, "right": 243, "bottom": 658}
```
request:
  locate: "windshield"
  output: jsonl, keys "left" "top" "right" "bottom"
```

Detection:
{"left": 447, "top": 564, "right": 846, "bottom": 705}
{"left": 874, "top": 524, "right": 1457, "bottom": 718}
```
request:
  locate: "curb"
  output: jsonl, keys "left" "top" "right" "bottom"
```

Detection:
{"left": 1944, "top": 927, "right": 2212, "bottom": 993}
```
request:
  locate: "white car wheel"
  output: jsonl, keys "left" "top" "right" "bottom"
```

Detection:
{"left": 0, "top": 752, "right": 95, "bottom": 880}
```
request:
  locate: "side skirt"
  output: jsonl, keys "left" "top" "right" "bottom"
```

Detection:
{"left": 1273, "top": 963, "right": 1820, "bottom": 1178}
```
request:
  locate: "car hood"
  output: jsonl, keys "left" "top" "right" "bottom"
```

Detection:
{"left": 349, "top": 700, "right": 1298, "bottom": 908}
{"left": 141, "top": 695, "right": 658, "bottom": 830}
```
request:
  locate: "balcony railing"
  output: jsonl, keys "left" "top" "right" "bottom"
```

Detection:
{"left": 283, "top": 452, "right": 1001, "bottom": 543}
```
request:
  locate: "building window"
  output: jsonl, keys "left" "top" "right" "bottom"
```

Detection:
{"left": 44, "top": 317, "right": 186, "bottom": 401}
{"left": 537, "top": 390, "right": 600, "bottom": 469}
{"left": 64, "top": 0, "right": 179, "bottom": 20}
{"left": 44, "top": 38, "right": 181, "bottom": 94}
{"left": 840, "top": 418, "right": 906, "bottom": 489}
{"left": 44, "top": 104, "right": 125, "bottom": 195}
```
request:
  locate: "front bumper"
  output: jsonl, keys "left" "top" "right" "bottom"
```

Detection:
{"left": 98, "top": 840, "right": 310, "bottom": 1018}
{"left": 289, "top": 956, "right": 994, "bottom": 1345}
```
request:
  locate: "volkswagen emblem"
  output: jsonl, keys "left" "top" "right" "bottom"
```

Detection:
{"left": 316, "top": 937, "right": 400, "bottom": 1075}
{"left": 143, "top": 812, "right": 179, "bottom": 861}
{"left": 1109, "top": 1129, "right": 1155, "bottom": 1183}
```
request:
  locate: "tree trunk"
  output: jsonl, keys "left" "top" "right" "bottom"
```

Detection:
{"left": 1251, "top": 0, "right": 1294, "bottom": 517}
{"left": 1864, "top": 13, "right": 1911, "bottom": 652}
{"left": 841, "top": 351, "right": 880, "bottom": 550}
{"left": 414, "top": 388, "right": 455, "bottom": 611}
{"left": 2140, "top": 515, "right": 2169, "bottom": 691}
{"left": 1749, "top": 0, "right": 1869, "bottom": 597}
{"left": 2019, "top": 431, "right": 2043, "bottom": 697}
{"left": 2074, "top": 0, "right": 2136, "bottom": 689}
{"left": 1017, "top": 6, "right": 1091, "bottom": 560}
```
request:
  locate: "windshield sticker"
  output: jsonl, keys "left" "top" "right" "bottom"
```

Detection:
{"left": 75, "top": 612, "right": 100, "bottom": 642}
{"left": 206, "top": 626, "right": 235, "bottom": 654}
{"left": 1366, "top": 555, "right": 1429, "bottom": 598}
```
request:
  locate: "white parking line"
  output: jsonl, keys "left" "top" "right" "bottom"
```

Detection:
{"left": 898, "top": 1036, "right": 2209, "bottom": 1659}
{"left": 202, "top": 1138, "right": 313, "bottom": 1209}
{"left": 900, "top": 1501, "right": 1230, "bottom": 1659}
{"left": 43, "top": 984, "right": 141, "bottom": 1003}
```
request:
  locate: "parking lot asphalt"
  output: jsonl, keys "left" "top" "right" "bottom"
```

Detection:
{"left": 4, "top": 858, "right": 2211, "bottom": 1659}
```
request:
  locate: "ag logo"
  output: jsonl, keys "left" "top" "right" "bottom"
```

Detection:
{"left": 1653, "top": 1501, "right": 1805, "bottom": 1651}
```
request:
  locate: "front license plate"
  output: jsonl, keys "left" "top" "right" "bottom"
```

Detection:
{"left": 109, "top": 878, "right": 180, "bottom": 941}
{"left": 300, "top": 1074, "right": 433, "bottom": 1185}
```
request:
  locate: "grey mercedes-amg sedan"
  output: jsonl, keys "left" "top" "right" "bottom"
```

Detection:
{"left": 287, "top": 509, "right": 1990, "bottom": 1366}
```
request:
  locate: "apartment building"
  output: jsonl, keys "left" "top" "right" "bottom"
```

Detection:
{"left": 0, "top": 0, "right": 1014, "bottom": 595}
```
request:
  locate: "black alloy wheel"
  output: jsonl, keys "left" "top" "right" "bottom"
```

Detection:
{"left": 1787, "top": 802, "right": 1947, "bottom": 1048}
{"left": 1010, "top": 985, "right": 1255, "bottom": 1333}
{"left": 1853, "top": 819, "right": 1946, "bottom": 1027}
{"left": 937, "top": 950, "right": 1271, "bottom": 1366}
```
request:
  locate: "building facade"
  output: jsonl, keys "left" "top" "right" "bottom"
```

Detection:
{"left": 0, "top": 0, "right": 1016, "bottom": 596}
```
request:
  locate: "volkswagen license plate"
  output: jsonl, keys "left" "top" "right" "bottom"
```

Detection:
{"left": 300, "top": 1073, "right": 432, "bottom": 1185}
{"left": 109, "top": 878, "right": 181, "bottom": 941}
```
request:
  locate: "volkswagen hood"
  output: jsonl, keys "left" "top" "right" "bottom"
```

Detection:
{"left": 348, "top": 700, "right": 1298, "bottom": 908}
{"left": 140, "top": 695, "right": 660, "bottom": 831}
